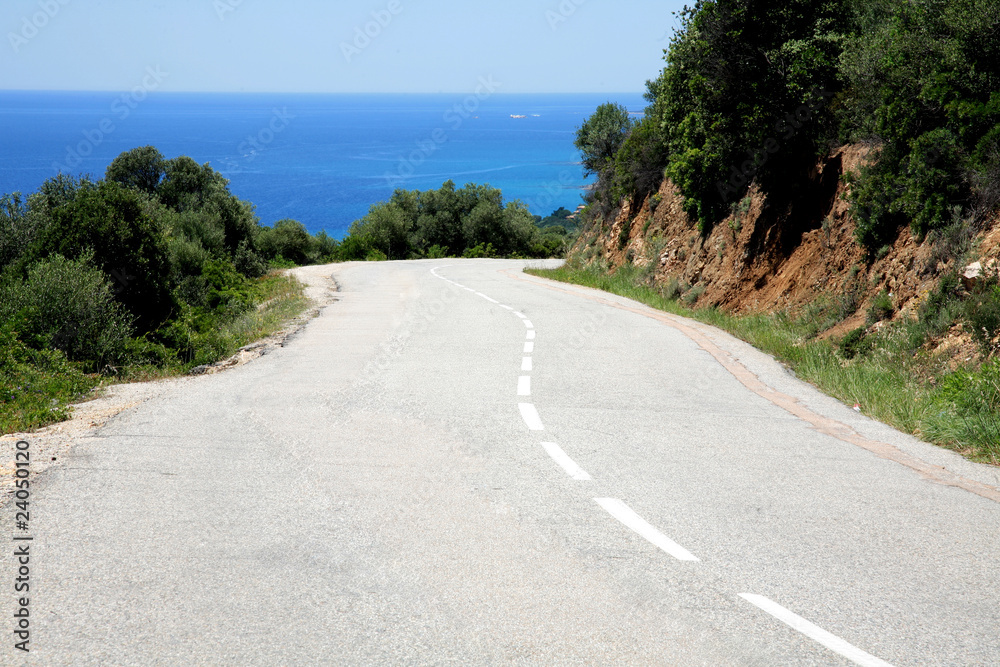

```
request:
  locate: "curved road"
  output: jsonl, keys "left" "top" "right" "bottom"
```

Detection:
{"left": 4, "top": 259, "right": 1000, "bottom": 665}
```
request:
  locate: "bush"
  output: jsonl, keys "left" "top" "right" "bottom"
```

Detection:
{"left": 258, "top": 219, "right": 314, "bottom": 266}
{"left": 462, "top": 243, "right": 497, "bottom": 259}
{"left": 0, "top": 321, "right": 99, "bottom": 434}
{"left": 32, "top": 180, "right": 173, "bottom": 330}
{"left": 965, "top": 283, "right": 1000, "bottom": 355}
{"left": 838, "top": 326, "right": 874, "bottom": 360}
{"left": 866, "top": 289, "right": 894, "bottom": 325}
{"left": 682, "top": 284, "right": 705, "bottom": 305}
{"left": 0, "top": 254, "right": 133, "bottom": 371}
{"left": 425, "top": 244, "right": 448, "bottom": 259}
{"left": 920, "top": 273, "right": 963, "bottom": 327}
{"left": 105, "top": 145, "right": 166, "bottom": 194}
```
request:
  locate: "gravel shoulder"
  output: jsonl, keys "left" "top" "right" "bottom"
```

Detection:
{"left": 0, "top": 265, "right": 340, "bottom": 505}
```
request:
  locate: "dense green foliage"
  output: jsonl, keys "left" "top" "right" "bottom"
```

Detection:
{"left": 574, "top": 102, "right": 635, "bottom": 176}
{"left": 0, "top": 146, "right": 326, "bottom": 432}
{"left": 337, "top": 180, "right": 573, "bottom": 260}
{"left": 584, "top": 0, "right": 1000, "bottom": 246}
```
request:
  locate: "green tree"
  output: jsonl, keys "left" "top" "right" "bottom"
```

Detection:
{"left": 258, "top": 219, "right": 315, "bottom": 265}
{"left": 840, "top": 0, "right": 1000, "bottom": 247}
{"left": 105, "top": 146, "right": 166, "bottom": 194}
{"left": 157, "top": 156, "right": 227, "bottom": 212}
{"left": 32, "top": 180, "right": 173, "bottom": 330}
{"left": 575, "top": 102, "right": 634, "bottom": 176}
{"left": 0, "top": 253, "right": 133, "bottom": 369}
{"left": 348, "top": 202, "right": 412, "bottom": 259}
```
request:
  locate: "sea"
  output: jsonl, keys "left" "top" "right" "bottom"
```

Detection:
{"left": 0, "top": 91, "right": 646, "bottom": 238}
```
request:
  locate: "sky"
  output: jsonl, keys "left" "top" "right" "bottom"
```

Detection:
{"left": 1, "top": 0, "right": 687, "bottom": 94}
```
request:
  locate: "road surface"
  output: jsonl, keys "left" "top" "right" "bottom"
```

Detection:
{"left": 3, "top": 259, "right": 1000, "bottom": 665}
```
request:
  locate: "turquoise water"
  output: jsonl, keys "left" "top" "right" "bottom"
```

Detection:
{"left": 0, "top": 91, "right": 645, "bottom": 237}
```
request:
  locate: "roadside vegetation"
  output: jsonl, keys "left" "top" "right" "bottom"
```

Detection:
{"left": 336, "top": 180, "right": 576, "bottom": 261}
{"left": 529, "top": 258, "right": 1000, "bottom": 464}
{"left": 0, "top": 146, "right": 313, "bottom": 435}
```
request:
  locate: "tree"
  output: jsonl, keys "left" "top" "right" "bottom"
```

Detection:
{"left": 0, "top": 253, "right": 133, "bottom": 369}
{"left": 34, "top": 181, "right": 173, "bottom": 330}
{"left": 157, "top": 156, "right": 228, "bottom": 212}
{"left": 258, "top": 219, "right": 315, "bottom": 265}
{"left": 348, "top": 203, "right": 412, "bottom": 259}
{"left": 575, "top": 102, "right": 634, "bottom": 176}
{"left": 105, "top": 146, "right": 166, "bottom": 194}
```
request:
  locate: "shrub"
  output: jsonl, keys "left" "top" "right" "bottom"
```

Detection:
{"left": 425, "top": 245, "right": 449, "bottom": 259}
{"left": 0, "top": 254, "right": 133, "bottom": 371}
{"left": 33, "top": 180, "right": 173, "bottom": 330}
{"left": 965, "top": 283, "right": 1000, "bottom": 355}
{"left": 365, "top": 249, "right": 388, "bottom": 262}
{"left": 234, "top": 238, "right": 268, "bottom": 278}
{"left": 866, "top": 289, "right": 894, "bottom": 325}
{"left": 682, "top": 284, "right": 705, "bottom": 305}
{"left": 105, "top": 145, "right": 166, "bottom": 194}
{"left": 0, "top": 321, "right": 99, "bottom": 434}
{"left": 838, "top": 326, "right": 874, "bottom": 360}
{"left": 662, "top": 277, "right": 685, "bottom": 301}
{"left": 258, "top": 219, "right": 314, "bottom": 266}
{"left": 461, "top": 243, "right": 496, "bottom": 259}
{"left": 649, "top": 193, "right": 663, "bottom": 213}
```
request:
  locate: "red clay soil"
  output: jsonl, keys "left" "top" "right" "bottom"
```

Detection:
{"left": 579, "top": 143, "right": 1000, "bottom": 355}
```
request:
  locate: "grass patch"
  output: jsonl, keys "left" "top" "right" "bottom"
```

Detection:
{"left": 526, "top": 262, "right": 999, "bottom": 463}
{"left": 0, "top": 322, "right": 100, "bottom": 435}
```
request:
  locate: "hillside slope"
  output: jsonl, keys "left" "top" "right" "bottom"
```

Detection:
{"left": 575, "top": 143, "right": 999, "bottom": 360}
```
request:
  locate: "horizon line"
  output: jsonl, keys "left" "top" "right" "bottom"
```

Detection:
{"left": 0, "top": 88, "right": 646, "bottom": 96}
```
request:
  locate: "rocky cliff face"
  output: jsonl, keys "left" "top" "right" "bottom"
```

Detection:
{"left": 574, "top": 143, "right": 999, "bottom": 346}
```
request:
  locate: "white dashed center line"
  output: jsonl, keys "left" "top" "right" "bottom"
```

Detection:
{"left": 739, "top": 595, "right": 895, "bottom": 667}
{"left": 595, "top": 498, "right": 699, "bottom": 562}
{"left": 522, "top": 357, "right": 533, "bottom": 372}
{"left": 542, "top": 443, "right": 591, "bottom": 480}
{"left": 526, "top": 330, "right": 536, "bottom": 340}
{"left": 518, "top": 403, "right": 544, "bottom": 431}
{"left": 517, "top": 376, "right": 531, "bottom": 396}
{"left": 524, "top": 342, "right": 534, "bottom": 353}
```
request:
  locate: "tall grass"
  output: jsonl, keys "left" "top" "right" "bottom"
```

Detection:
{"left": 527, "top": 263, "right": 998, "bottom": 463}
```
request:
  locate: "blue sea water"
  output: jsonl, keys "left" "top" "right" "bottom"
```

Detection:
{"left": 0, "top": 91, "right": 645, "bottom": 238}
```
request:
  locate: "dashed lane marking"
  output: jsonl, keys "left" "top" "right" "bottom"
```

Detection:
{"left": 739, "top": 594, "right": 895, "bottom": 667}
{"left": 595, "top": 498, "right": 699, "bottom": 562}
{"left": 542, "top": 442, "right": 591, "bottom": 481}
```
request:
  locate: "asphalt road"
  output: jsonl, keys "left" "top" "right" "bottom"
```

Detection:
{"left": 3, "top": 259, "right": 1000, "bottom": 665}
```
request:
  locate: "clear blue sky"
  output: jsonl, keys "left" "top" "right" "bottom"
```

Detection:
{"left": 1, "top": 0, "right": 686, "bottom": 93}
